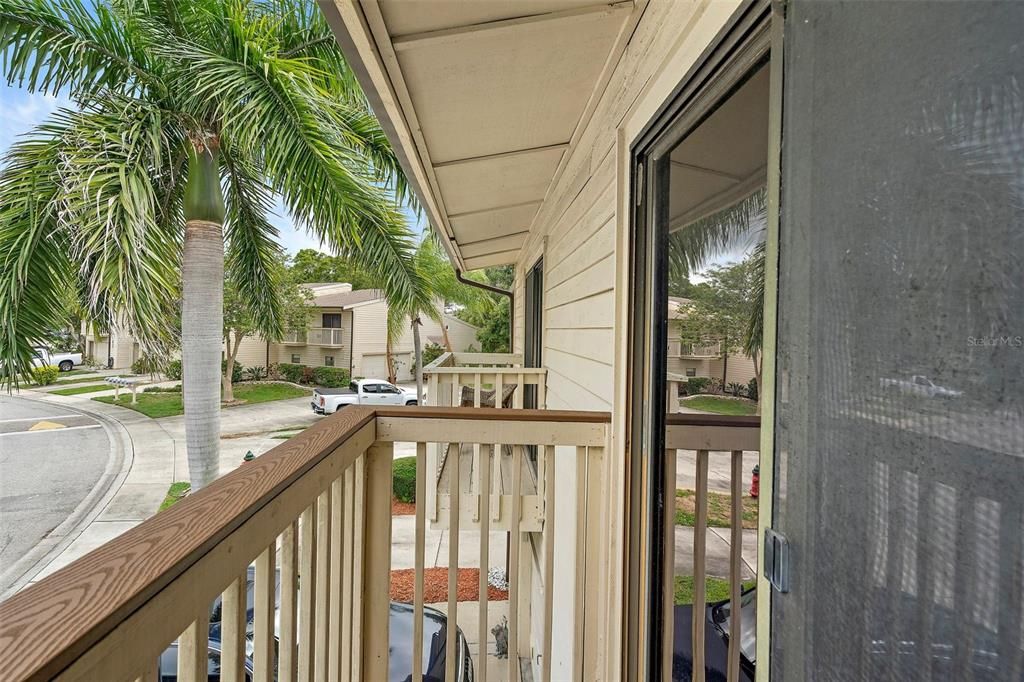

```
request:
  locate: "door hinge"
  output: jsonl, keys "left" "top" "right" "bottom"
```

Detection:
{"left": 763, "top": 528, "right": 790, "bottom": 593}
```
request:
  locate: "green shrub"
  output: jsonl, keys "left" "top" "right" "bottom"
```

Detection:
{"left": 165, "top": 359, "right": 182, "bottom": 380}
{"left": 747, "top": 377, "right": 758, "bottom": 402}
{"left": 243, "top": 365, "right": 268, "bottom": 381}
{"left": 727, "top": 382, "right": 746, "bottom": 397}
{"left": 684, "top": 377, "right": 712, "bottom": 395}
{"left": 132, "top": 355, "right": 163, "bottom": 375}
{"left": 312, "top": 366, "right": 350, "bottom": 388}
{"left": 221, "top": 359, "right": 242, "bottom": 383}
{"left": 392, "top": 457, "right": 417, "bottom": 503}
{"left": 278, "top": 363, "right": 306, "bottom": 383}
{"left": 416, "top": 342, "right": 446, "bottom": 372}
{"left": 31, "top": 364, "right": 60, "bottom": 385}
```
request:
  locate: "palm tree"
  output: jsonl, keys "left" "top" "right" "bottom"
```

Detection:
{"left": 0, "top": 0, "right": 431, "bottom": 490}
{"left": 384, "top": 234, "right": 493, "bottom": 402}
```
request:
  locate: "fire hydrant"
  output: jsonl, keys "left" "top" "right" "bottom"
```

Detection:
{"left": 243, "top": 450, "right": 255, "bottom": 464}
{"left": 750, "top": 464, "right": 760, "bottom": 498}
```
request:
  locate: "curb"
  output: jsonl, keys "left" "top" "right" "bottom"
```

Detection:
{"left": 0, "top": 394, "right": 134, "bottom": 599}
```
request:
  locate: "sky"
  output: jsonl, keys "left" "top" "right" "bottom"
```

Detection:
{"left": 0, "top": 81, "right": 427, "bottom": 258}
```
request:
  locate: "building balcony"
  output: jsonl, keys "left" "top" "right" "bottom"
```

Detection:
{"left": 670, "top": 342, "right": 722, "bottom": 359}
{"left": 283, "top": 327, "right": 345, "bottom": 347}
{"left": 0, "top": 375, "right": 759, "bottom": 682}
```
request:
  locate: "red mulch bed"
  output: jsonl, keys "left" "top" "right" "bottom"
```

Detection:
{"left": 390, "top": 568, "right": 509, "bottom": 603}
{"left": 392, "top": 498, "right": 416, "bottom": 515}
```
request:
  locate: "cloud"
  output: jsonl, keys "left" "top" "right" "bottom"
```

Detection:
{"left": 0, "top": 85, "right": 73, "bottom": 151}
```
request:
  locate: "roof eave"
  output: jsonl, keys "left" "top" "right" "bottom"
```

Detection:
{"left": 320, "top": 1, "right": 466, "bottom": 270}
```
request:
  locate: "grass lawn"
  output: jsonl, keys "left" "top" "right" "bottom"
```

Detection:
{"left": 60, "top": 369, "right": 94, "bottom": 377}
{"left": 158, "top": 482, "right": 190, "bottom": 512}
{"left": 50, "top": 384, "right": 114, "bottom": 396}
{"left": 93, "top": 382, "right": 309, "bottom": 418}
{"left": 682, "top": 395, "right": 757, "bottom": 416}
{"left": 675, "top": 489, "right": 758, "bottom": 528}
{"left": 674, "top": 575, "right": 756, "bottom": 605}
{"left": 54, "top": 375, "right": 106, "bottom": 385}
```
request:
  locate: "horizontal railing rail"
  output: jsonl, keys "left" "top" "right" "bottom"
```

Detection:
{"left": 662, "top": 413, "right": 761, "bottom": 682}
{"left": 0, "top": 406, "right": 609, "bottom": 682}
{"left": 283, "top": 328, "right": 345, "bottom": 346}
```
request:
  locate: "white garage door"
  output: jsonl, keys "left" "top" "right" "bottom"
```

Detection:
{"left": 359, "top": 353, "right": 389, "bottom": 380}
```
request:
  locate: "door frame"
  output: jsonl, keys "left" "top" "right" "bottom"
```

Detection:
{"left": 622, "top": 1, "right": 777, "bottom": 679}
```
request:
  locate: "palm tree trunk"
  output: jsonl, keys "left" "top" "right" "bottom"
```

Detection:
{"left": 385, "top": 332, "right": 397, "bottom": 384}
{"left": 222, "top": 332, "right": 236, "bottom": 402}
{"left": 182, "top": 143, "right": 225, "bottom": 491}
{"left": 440, "top": 321, "right": 453, "bottom": 352}
{"left": 412, "top": 315, "right": 424, "bottom": 403}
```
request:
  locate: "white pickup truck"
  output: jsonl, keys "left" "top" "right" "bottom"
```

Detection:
{"left": 312, "top": 379, "right": 420, "bottom": 415}
{"left": 31, "top": 346, "right": 83, "bottom": 372}
{"left": 879, "top": 374, "right": 963, "bottom": 399}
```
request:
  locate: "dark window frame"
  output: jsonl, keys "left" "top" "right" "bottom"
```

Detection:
{"left": 624, "top": 1, "right": 771, "bottom": 677}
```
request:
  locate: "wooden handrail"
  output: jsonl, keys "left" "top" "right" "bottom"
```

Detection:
{"left": 666, "top": 413, "right": 760, "bottom": 428}
{"left": 374, "top": 405, "right": 610, "bottom": 423}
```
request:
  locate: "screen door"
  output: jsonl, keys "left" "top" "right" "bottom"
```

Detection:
{"left": 773, "top": 2, "right": 1024, "bottom": 680}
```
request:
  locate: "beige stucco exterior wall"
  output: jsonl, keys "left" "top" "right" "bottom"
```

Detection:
{"left": 508, "top": 2, "right": 743, "bottom": 677}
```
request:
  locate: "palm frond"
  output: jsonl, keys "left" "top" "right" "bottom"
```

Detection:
{"left": 222, "top": 146, "right": 285, "bottom": 340}
{"left": 0, "top": 126, "right": 73, "bottom": 385}
{"left": 743, "top": 239, "right": 765, "bottom": 357}
{"left": 0, "top": 0, "right": 163, "bottom": 97}
{"left": 166, "top": 24, "right": 429, "bottom": 313}
{"left": 668, "top": 186, "right": 767, "bottom": 279}
{"left": 52, "top": 99, "right": 184, "bottom": 353}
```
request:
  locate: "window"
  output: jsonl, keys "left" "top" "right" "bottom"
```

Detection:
{"left": 685, "top": 368, "right": 696, "bottom": 377}
{"left": 322, "top": 313, "right": 342, "bottom": 328}
{"left": 381, "top": 384, "right": 401, "bottom": 394}
{"left": 362, "top": 383, "right": 379, "bottom": 393}
{"left": 290, "top": 354, "right": 300, "bottom": 364}
{"left": 324, "top": 355, "right": 334, "bottom": 367}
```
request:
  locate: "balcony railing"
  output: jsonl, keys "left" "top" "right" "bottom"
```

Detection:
{"left": 0, "top": 400, "right": 759, "bottom": 682}
{"left": 423, "top": 352, "right": 549, "bottom": 528}
{"left": 670, "top": 342, "right": 722, "bottom": 358}
{"left": 282, "top": 327, "right": 345, "bottom": 346}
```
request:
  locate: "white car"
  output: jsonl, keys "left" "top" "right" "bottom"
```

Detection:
{"left": 31, "top": 346, "right": 83, "bottom": 372}
{"left": 879, "top": 374, "right": 963, "bottom": 399}
{"left": 312, "top": 379, "right": 420, "bottom": 415}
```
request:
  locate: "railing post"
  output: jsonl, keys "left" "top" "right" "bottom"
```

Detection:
{"left": 361, "top": 442, "right": 393, "bottom": 680}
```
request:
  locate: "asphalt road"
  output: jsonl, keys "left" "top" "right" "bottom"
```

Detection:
{"left": 0, "top": 396, "right": 112, "bottom": 593}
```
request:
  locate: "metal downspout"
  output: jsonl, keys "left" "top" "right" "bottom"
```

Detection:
{"left": 455, "top": 269, "right": 514, "bottom": 353}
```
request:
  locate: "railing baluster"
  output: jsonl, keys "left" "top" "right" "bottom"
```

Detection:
{"left": 692, "top": 449, "right": 710, "bottom": 682}
{"left": 298, "top": 503, "right": 318, "bottom": 680}
{"left": 177, "top": 608, "right": 209, "bottom": 682}
{"left": 478, "top": 442, "right": 492, "bottom": 682}
{"left": 573, "top": 446, "right": 586, "bottom": 681}
{"left": 473, "top": 373, "right": 482, "bottom": 525}
{"left": 514, "top": 373, "right": 524, "bottom": 408}
{"left": 279, "top": 521, "right": 299, "bottom": 682}
{"left": 446, "top": 439, "right": 461, "bottom": 682}
{"left": 328, "top": 477, "right": 344, "bottom": 681}
{"left": 492, "top": 374, "right": 502, "bottom": 522}
{"left": 508, "top": 444, "right": 523, "bottom": 680}
{"left": 362, "top": 443, "right": 393, "bottom": 680}
{"left": 414, "top": 442, "right": 427, "bottom": 682}
{"left": 727, "top": 450, "right": 743, "bottom": 682}
{"left": 428, "top": 373, "right": 440, "bottom": 522}
{"left": 253, "top": 544, "right": 276, "bottom": 682}
{"left": 351, "top": 455, "right": 366, "bottom": 681}
{"left": 220, "top": 573, "right": 247, "bottom": 682}
{"left": 314, "top": 489, "right": 332, "bottom": 680}
{"left": 583, "top": 445, "right": 606, "bottom": 680}
{"left": 341, "top": 467, "right": 356, "bottom": 679}
{"left": 542, "top": 445, "right": 556, "bottom": 682}
{"left": 663, "top": 447, "right": 677, "bottom": 682}
{"left": 537, "top": 371, "right": 546, "bottom": 409}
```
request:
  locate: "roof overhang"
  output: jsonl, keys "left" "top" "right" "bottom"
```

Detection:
{"left": 321, "top": 1, "right": 637, "bottom": 270}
